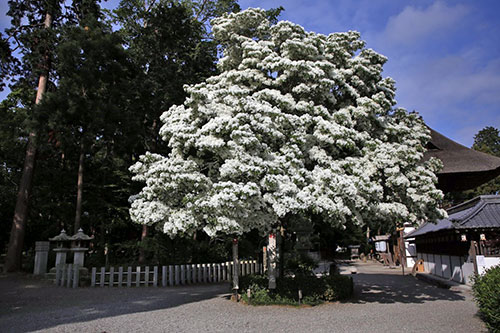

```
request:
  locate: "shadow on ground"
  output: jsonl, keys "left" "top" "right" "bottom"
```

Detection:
{"left": 0, "top": 273, "right": 230, "bottom": 332}
{"left": 0, "top": 263, "right": 471, "bottom": 332}
{"left": 348, "top": 269, "right": 466, "bottom": 304}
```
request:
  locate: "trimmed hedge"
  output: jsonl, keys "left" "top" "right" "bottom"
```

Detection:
{"left": 472, "top": 265, "right": 500, "bottom": 332}
{"left": 239, "top": 273, "right": 353, "bottom": 306}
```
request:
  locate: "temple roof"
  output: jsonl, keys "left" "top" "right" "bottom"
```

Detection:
{"left": 423, "top": 128, "right": 500, "bottom": 192}
{"left": 406, "top": 195, "right": 500, "bottom": 238}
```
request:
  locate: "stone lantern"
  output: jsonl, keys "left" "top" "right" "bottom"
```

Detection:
{"left": 49, "top": 229, "right": 72, "bottom": 266}
{"left": 69, "top": 228, "right": 93, "bottom": 267}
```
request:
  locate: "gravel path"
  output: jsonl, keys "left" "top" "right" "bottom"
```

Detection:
{"left": 0, "top": 262, "right": 486, "bottom": 332}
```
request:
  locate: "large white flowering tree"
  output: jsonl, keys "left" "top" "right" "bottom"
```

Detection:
{"left": 129, "top": 8, "right": 446, "bottom": 240}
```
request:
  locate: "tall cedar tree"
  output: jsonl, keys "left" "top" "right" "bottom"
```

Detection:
{"left": 112, "top": 0, "right": 236, "bottom": 262}
{"left": 3, "top": 0, "right": 62, "bottom": 272}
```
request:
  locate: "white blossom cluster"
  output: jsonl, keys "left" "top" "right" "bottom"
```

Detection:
{"left": 129, "top": 8, "right": 446, "bottom": 238}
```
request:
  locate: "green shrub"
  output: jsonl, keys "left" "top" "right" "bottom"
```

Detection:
{"left": 472, "top": 265, "right": 500, "bottom": 332}
{"left": 323, "top": 274, "right": 354, "bottom": 301}
{"left": 239, "top": 273, "right": 353, "bottom": 306}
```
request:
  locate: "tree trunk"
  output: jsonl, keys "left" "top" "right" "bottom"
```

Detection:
{"left": 74, "top": 143, "right": 84, "bottom": 233}
{"left": 138, "top": 225, "right": 148, "bottom": 264}
{"left": 4, "top": 12, "right": 52, "bottom": 272}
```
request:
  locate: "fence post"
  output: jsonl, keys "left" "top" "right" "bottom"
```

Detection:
{"left": 73, "top": 265, "right": 79, "bottom": 288}
{"left": 201, "top": 264, "right": 206, "bottom": 283}
{"left": 118, "top": 267, "right": 123, "bottom": 287}
{"left": 186, "top": 265, "right": 191, "bottom": 284}
{"left": 153, "top": 266, "right": 158, "bottom": 287}
{"left": 180, "top": 265, "right": 186, "bottom": 285}
{"left": 169, "top": 265, "right": 174, "bottom": 286}
{"left": 222, "top": 263, "right": 227, "bottom": 281}
{"left": 91, "top": 267, "right": 96, "bottom": 287}
{"left": 66, "top": 264, "right": 73, "bottom": 288}
{"left": 191, "top": 264, "right": 196, "bottom": 284}
{"left": 127, "top": 267, "right": 132, "bottom": 287}
{"left": 100, "top": 267, "right": 105, "bottom": 287}
{"left": 145, "top": 266, "right": 150, "bottom": 287}
{"left": 136, "top": 266, "right": 141, "bottom": 287}
{"left": 109, "top": 267, "right": 115, "bottom": 287}
{"left": 208, "top": 264, "right": 213, "bottom": 283}
{"left": 162, "top": 266, "right": 167, "bottom": 287}
{"left": 175, "top": 265, "right": 180, "bottom": 285}
{"left": 217, "top": 264, "right": 221, "bottom": 282}
{"left": 197, "top": 264, "right": 202, "bottom": 283}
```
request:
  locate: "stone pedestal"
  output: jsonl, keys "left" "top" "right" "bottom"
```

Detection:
{"left": 34, "top": 241, "right": 50, "bottom": 275}
{"left": 54, "top": 248, "right": 69, "bottom": 266}
{"left": 71, "top": 247, "right": 88, "bottom": 267}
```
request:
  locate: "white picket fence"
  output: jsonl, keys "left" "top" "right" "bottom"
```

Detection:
{"left": 54, "top": 264, "right": 81, "bottom": 288}
{"left": 88, "top": 260, "right": 260, "bottom": 288}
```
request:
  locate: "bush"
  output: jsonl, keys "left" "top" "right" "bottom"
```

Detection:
{"left": 239, "top": 273, "right": 353, "bottom": 306}
{"left": 472, "top": 265, "right": 500, "bottom": 332}
{"left": 323, "top": 274, "right": 354, "bottom": 301}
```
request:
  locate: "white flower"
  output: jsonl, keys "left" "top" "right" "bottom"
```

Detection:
{"left": 129, "top": 8, "right": 445, "bottom": 238}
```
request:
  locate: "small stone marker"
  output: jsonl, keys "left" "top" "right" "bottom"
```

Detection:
{"left": 34, "top": 241, "right": 50, "bottom": 275}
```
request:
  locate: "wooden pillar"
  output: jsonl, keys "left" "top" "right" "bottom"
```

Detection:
{"left": 232, "top": 238, "right": 239, "bottom": 296}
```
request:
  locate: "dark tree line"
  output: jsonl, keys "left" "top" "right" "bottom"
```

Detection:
{"left": 0, "top": 0, "right": 245, "bottom": 271}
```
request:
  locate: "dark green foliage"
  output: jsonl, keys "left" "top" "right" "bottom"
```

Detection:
{"left": 472, "top": 266, "right": 500, "bottom": 332}
{"left": 239, "top": 273, "right": 354, "bottom": 306}
{"left": 0, "top": 0, "right": 284, "bottom": 268}
{"left": 473, "top": 127, "right": 500, "bottom": 156}
{"left": 283, "top": 251, "right": 318, "bottom": 276}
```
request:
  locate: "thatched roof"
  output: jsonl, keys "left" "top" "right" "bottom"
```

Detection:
{"left": 423, "top": 128, "right": 500, "bottom": 192}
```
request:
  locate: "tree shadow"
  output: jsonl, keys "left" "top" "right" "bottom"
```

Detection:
{"left": 347, "top": 272, "right": 467, "bottom": 304}
{"left": 0, "top": 273, "right": 232, "bottom": 332}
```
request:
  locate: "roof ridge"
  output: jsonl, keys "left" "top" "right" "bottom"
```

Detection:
{"left": 447, "top": 196, "right": 481, "bottom": 215}
{"left": 456, "top": 201, "right": 487, "bottom": 226}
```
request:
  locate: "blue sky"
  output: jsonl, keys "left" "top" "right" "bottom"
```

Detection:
{"left": 2, "top": 0, "right": 500, "bottom": 147}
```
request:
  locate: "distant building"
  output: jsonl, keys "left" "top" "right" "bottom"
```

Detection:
{"left": 406, "top": 195, "right": 500, "bottom": 284}
{"left": 423, "top": 128, "right": 500, "bottom": 192}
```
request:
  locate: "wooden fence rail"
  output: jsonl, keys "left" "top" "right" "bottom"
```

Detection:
{"left": 87, "top": 260, "right": 260, "bottom": 288}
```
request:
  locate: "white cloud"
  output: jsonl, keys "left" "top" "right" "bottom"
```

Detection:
{"left": 379, "top": 1, "right": 468, "bottom": 47}
{"left": 391, "top": 53, "right": 500, "bottom": 147}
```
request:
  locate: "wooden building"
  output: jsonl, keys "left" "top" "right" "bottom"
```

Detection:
{"left": 423, "top": 128, "right": 500, "bottom": 192}
{"left": 406, "top": 195, "right": 500, "bottom": 284}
